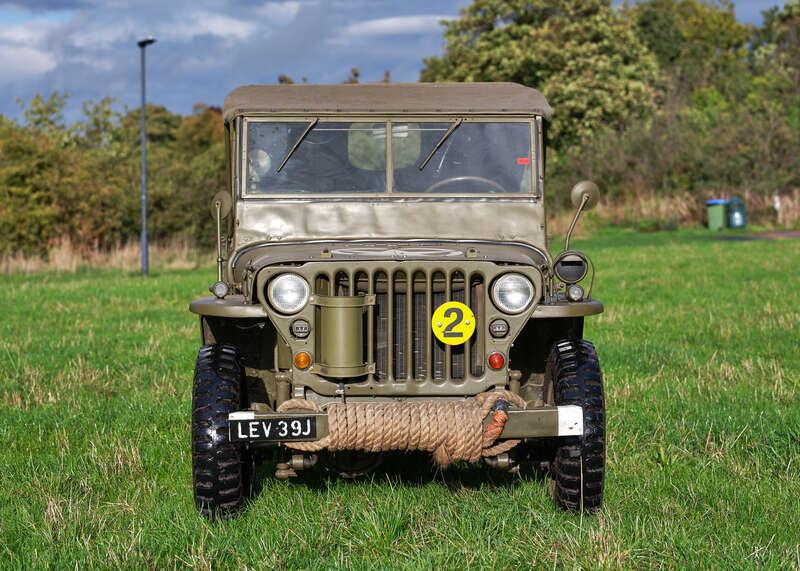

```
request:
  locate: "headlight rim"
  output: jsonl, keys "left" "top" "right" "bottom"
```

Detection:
{"left": 491, "top": 272, "right": 535, "bottom": 315}
{"left": 553, "top": 250, "right": 589, "bottom": 284}
{"left": 267, "top": 273, "right": 310, "bottom": 315}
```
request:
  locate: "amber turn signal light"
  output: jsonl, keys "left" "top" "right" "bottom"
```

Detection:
{"left": 294, "top": 351, "right": 312, "bottom": 370}
{"left": 487, "top": 352, "right": 505, "bottom": 370}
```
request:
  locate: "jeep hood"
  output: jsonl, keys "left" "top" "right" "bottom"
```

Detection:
{"left": 234, "top": 199, "right": 546, "bottom": 254}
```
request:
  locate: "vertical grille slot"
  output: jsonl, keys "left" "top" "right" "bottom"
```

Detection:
{"left": 357, "top": 270, "right": 370, "bottom": 373}
{"left": 469, "top": 274, "right": 485, "bottom": 378}
{"left": 450, "top": 271, "right": 465, "bottom": 381}
{"left": 412, "top": 271, "right": 428, "bottom": 380}
{"left": 374, "top": 271, "right": 388, "bottom": 381}
{"left": 315, "top": 273, "right": 331, "bottom": 296}
{"left": 432, "top": 271, "right": 446, "bottom": 381}
{"left": 392, "top": 271, "right": 407, "bottom": 380}
{"left": 334, "top": 271, "right": 350, "bottom": 296}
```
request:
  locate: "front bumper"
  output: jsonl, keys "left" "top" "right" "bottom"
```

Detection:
{"left": 228, "top": 404, "right": 583, "bottom": 444}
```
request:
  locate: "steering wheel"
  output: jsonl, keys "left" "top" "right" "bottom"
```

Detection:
{"left": 424, "top": 176, "right": 506, "bottom": 194}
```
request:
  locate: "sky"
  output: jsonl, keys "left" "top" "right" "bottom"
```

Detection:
{"left": 0, "top": 0, "right": 787, "bottom": 122}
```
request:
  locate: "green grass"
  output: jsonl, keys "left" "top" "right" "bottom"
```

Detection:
{"left": 1, "top": 229, "right": 799, "bottom": 568}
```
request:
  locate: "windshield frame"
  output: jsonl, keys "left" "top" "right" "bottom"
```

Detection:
{"left": 238, "top": 115, "right": 543, "bottom": 200}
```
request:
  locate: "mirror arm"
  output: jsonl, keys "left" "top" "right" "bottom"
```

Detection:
{"left": 564, "top": 194, "right": 590, "bottom": 252}
{"left": 215, "top": 199, "right": 224, "bottom": 282}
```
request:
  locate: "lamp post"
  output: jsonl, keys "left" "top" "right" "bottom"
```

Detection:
{"left": 137, "top": 37, "right": 156, "bottom": 275}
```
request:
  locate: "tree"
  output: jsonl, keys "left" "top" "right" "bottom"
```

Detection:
{"left": 344, "top": 67, "right": 361, "bottom": 84}
{"left": 0, "top": 117, "right": 61, "bottom": 255}
{"left": 18, "top": 92, "right": 69, "bottom": 134}
{"left": 634, "top": 0, "right": 751, "bottom": 95}
{"left": 754, "top": 0, "right": 800, "bottom": 101}
{"left": 635, "top": 0, "right": 684, "bottom": 67}
{"left": 165, "top": 104, "right": 226, "bottom": 246}
{"left": 420, "top": 0, "right": 661, "bottom": 147}
{"left": 76, "top": 97, "right": 119, "bottom": 149}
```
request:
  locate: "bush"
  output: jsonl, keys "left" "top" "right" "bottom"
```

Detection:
{"left": 0, "top": 99, "right": 224, "bottom": 256}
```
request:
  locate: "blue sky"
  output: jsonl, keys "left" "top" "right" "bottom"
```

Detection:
{"left": 0, "top": 0, "right": 786, "bottom": 121}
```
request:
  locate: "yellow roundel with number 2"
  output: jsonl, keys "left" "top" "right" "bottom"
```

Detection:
{"left": 431, "top": 301, "right": 476, "bottom": 346}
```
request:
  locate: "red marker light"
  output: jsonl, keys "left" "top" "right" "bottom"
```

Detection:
{"left": 516, "top": 157, "right": 530, "bottom": 165}
{"left": 487, "top": 352, "right": 505, "bottom": 370}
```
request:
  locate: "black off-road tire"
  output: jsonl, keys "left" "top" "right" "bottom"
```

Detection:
{"left": 545, "top": 339, "right": 605, "bottom": 513}
{"left": 191, "top": 344, "right": 251, "bottom": 519}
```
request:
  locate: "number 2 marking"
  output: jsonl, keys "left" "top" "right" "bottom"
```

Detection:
{"left": 442, "top": 307, "right": 464, "bottom": 338}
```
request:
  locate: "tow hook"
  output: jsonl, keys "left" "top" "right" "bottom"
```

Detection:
{"left": 483, "top": 399, "right": 519, "bottom": 471}
{"left": 493, "top": 398, "right": 509, "bottom": 414}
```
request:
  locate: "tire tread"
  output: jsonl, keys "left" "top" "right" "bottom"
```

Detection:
{"left": 191, "top": 344, "right": 250, "bottom": 519}
{"left": 546, "top": 339, "right": 605, "bottom": 512}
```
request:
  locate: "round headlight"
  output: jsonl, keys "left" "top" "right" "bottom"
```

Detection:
{"left": 491, "top": 273, "right": 534, "bottom": 314}
{"left": 267, "top": 273, "right": 310, "bottom": 314}
{"left": 554, "top": 252, "right": 588, "bottom": 284}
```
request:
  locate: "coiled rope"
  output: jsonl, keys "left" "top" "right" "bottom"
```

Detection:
{"left": 276, "top": 390, "right": 526, "bottom": 468}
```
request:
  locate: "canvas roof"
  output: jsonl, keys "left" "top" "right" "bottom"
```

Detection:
{"left": 223, "top": 82, "right": 552, "bottom": 121}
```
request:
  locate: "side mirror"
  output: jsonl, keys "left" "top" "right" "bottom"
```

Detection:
{"left": 209, "top": 191, "right": 232, "bottom": 220}
{"left": 564, "top": 181, "right": 600, "bottom": 251}
{"left": 570, "top": 180, "right": 599, "bottom": 210}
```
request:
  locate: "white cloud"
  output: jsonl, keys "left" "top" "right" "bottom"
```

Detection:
{"left": 67, "top": 23, "right": 135, "bottom": 48}
{"left": 0, "top": 18, "right": 60, "bottom": 80}
{"left": 0, "top": 20, "right": 54, "bottom": 44}
{"left": 66, "top": 53, "right": 114, "bottom": 71}
{"left": 180, "top": 54, "right": 228, "bottom": 71}
{"left": 57, "top": 10, "right": 259, "bottom": 48}
{"left": 166, "top": 12, "right": 258, "bottom": 42}
{"left": 253, "top": 1, "right": 302, "bottom": 26}
{"left": 340, "top": 14, "right": 450, "bottom": 37}
{"left": 0, "top": 44, "right": 56, "bottom": 78}
{"left": 1, "top": 0, "right": 465, "bottom": 120}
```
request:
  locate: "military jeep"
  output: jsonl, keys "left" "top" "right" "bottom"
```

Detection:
{"left": 189, "top": 83, "right": 605, "bottom": 518}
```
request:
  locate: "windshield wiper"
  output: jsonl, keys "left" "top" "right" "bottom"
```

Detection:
{"left": 276, "top": 118, "right": 319, "bottom": 173}
{"left": 418, "top": 118, "right": 462, "bottom": 171}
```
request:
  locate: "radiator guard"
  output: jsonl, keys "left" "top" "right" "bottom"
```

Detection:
{"left": 255, "top": 261, "right": 542, "bottom": 396}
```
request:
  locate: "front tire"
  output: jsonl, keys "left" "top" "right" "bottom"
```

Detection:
{"left": 191, "top": 344, "right": 251, "bottom": 519}
{"left": 544, "top": 339, "right": 605, "bottom": 512}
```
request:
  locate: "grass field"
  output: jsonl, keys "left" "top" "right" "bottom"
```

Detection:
{"left": 1, "top": 229, "right": 799, "bottom": 568}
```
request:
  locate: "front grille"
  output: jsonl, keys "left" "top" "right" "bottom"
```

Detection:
{"left": 313, "top": 267, "right": 486, "bottom": 382}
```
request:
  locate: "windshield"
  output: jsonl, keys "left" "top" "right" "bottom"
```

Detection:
{"left": 246, "top": 121, "right": 386, "bottom": 194}
{"left": 244, "top": 120, "right": 533, "bottom": 195}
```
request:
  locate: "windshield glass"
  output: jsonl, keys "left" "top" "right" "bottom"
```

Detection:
{"left": 246, "top": 121, "right": 386, "bottom": 194}
{"left": 244, "top": 120, "right": 532, "bottom": 195}
{"left": 392, "top": 122, "right": 531, "bottom": 193}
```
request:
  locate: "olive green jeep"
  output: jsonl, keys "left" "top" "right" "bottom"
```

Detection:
{"left": 189, "top": 83, "right": 605, "bottom": 518}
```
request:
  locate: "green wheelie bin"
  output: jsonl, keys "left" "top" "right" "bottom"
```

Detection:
{"left": 706, "top": 199, "right": 728, "bottom": 231}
